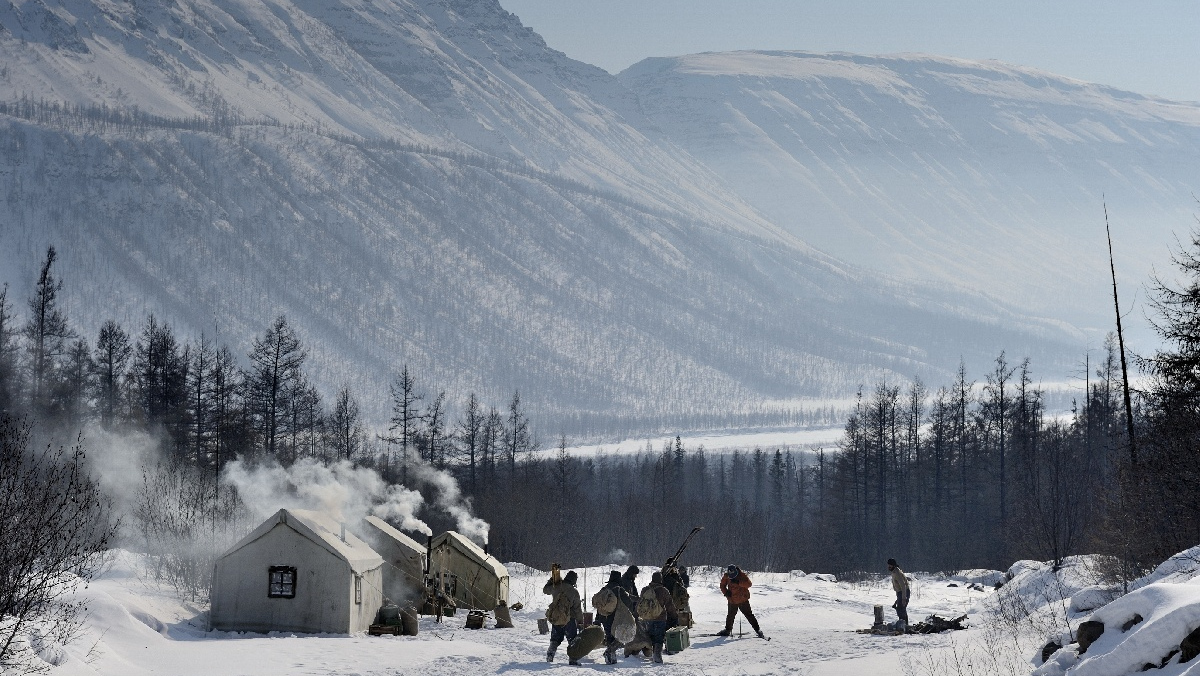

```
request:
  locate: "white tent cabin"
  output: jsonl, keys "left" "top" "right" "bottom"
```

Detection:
{"left": 429, "top": 531, "right": 509, "bottom": 610}
{"left": 210, "top": 508, "right": 384, "bottom": 634}
{"left": 361, "top": 515, "right": 426, "bottom": 602}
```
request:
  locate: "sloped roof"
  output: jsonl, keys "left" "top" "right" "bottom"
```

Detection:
{"left": 363, "top": 515, "right": 426, "bottom": 558}
{"left": 431, "top": 531, "right": 508, "bottom": 579}
{"left": 220, "top": 508, "right": 383, "bottom": 575}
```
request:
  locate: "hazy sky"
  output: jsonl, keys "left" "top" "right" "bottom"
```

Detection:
{"left": 499, "top": 0, "right": 1200, "bottom": 103}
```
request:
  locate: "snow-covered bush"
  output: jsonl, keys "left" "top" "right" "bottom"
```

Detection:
{"left": 0, "top": 418, "right": 117, "bottom": 673}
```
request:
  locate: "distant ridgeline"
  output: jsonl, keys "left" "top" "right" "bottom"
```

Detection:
{"left": 0, "top": 0, "right": 1083, "bottom": 434}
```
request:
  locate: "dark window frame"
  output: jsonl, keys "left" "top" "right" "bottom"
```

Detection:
{"left": 268, "top": 566, "right": 297, "bottom": 599}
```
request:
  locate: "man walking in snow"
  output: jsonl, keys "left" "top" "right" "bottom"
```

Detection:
{"left": 544, "top": 568, "right": 585, "bottom": 664}
{"left": 888, "top": 558, "right": 911, "bottom": 627}
{"left": 619, "top": 565, "right": 640, "bottom": 606}
{"left": 593, "top": 570, "right": 634, "bottom": 664}
{"left": 638, "top": 571, "right": 678, "bottom": 663}
{"left": 718, "top": 564, "right": 764, "bottom": 638}
{"left": 662, "top": 559, "right": 692, "bottom": 627}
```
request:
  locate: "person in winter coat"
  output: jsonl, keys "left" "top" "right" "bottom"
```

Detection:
{"left": 888, "top": 558, "right": 911, "bottom": 626}
{"left": 639, "top": 571, "right": 678, "bottom": 663}
{"left": 544, "top": 569, "right": 585, "bottom": 664}
{"left": 619, "top": 565, "right": 640, "bottom": 609}
{"left": 718, "top": 565, "right": 764, "bottom": 638}
{"left": 595, "top": 570, "right": 634, "bottom": 664}
{"left": 662, "top": 560, "right": 692, "bottom": 628}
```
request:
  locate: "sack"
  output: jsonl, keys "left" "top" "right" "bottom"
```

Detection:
{"left": 546, "top": 591, "right": 572, "bottom": 626}
{"left": 636, "top": 587, "right": 664, "bottom": 620}
{"left": 592, "top": 587, "right": 619, "bottom": 616}
{"left": 567, "top": 624, "right": 607, "bottom": 661}
{"left": 612, "top": 603, "right": 637, "bottom": 644}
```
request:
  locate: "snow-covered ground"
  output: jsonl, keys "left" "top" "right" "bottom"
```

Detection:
{"left": 42, "top": 553, "right": 1004, "bottom": 676}
{"left": 35, "top": 545, "right": 1200, "bottom": 676}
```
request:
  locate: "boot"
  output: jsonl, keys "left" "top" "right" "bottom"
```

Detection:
{"left": 603, "top": 643, "right": 617, "bottom": 665}
{"left": 652, "top": 646, "right": 663, "bottom": 664}
{"left": 546, "top": 644, "right": 557, "bottom": 663}
{"left": 716, "top": 628, "right": 731, "bottom": 637}
{"left": 756, "top": 630, "right": 765, "bottom": 639}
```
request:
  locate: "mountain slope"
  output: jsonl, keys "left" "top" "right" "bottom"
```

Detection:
{"left": 619, "top": 51, "right": 1200, "bottom": 337}
{"left": 0, "top": 3, "right": 1079, "bottom": 430}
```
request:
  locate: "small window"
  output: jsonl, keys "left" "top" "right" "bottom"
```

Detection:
{"left": 269, "top": 566, "right": 297, "bottom": 598}
{"left": 354, "top": 575, "right": 362, "bottom": 605}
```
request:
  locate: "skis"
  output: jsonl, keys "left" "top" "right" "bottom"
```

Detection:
{"left": 699, "top": 632, "right": 771, "bottom": 641}
{"left": 666, "top": 526, "right": 704, "bottom": 567}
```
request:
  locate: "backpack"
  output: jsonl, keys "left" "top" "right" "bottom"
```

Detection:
{"left": 671, "top": 584, "right": 690, "bottom": 610}
{"left": 546, "top": 589, "right": 573, "bottom": 626}
{"left": 636, "top": 587, "right": 664, "bottom": 620}
{"left": 592, "top": 587, "right": 619, "bottom": 616}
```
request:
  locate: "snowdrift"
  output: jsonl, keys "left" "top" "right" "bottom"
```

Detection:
{"left": 1032, "top": 545, "right": 1200, "bottom": 676}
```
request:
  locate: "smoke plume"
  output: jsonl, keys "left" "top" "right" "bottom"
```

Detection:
{"left": 221, "top": 457, "right": 432, "bottom": 536}
{"left": 408, "top": 459, "right": 490, "bottom": 545}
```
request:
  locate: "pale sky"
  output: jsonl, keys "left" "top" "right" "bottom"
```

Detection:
{"left": 499, "top": 0, "right": 1200, "bottom": 103}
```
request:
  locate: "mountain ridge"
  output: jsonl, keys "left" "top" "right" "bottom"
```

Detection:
{"left": 618, "top": 49, "right": 1200, "bottom": 339}
{"left": 0, "top": 1, "right": 1084, "bottom": 432}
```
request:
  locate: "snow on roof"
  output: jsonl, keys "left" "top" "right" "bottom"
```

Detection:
{"left": 431, "top": 531, "right": 508, "bottom": 579}
{"left": 363, "top": 515, "right": 426, "bottom": 557}
{"left": 220, "top": 508, "right": 383, "bottom": 575}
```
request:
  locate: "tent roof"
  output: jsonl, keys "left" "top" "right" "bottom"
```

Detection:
{"left": 220, "top": 508, "right": 383, "bottom": 575}
{"left": 363, "top": 515, "right": 426, "bottom": 558}
{"left": 431, "top": 531, "right": 508, "bottom": 579}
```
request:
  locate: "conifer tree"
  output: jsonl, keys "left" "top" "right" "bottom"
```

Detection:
{"left": 23, "top": 247, "right": 75, "bottom": 416}
{"left": 245, "top": 315, "right": 306, "bottom": 458}
{"left": 93, "top": 320, "right": 132, "bottom": 429}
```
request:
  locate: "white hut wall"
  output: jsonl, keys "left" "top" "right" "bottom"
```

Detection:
{"left": 211, "top": 524, "right": 353, "bottom": 634}
{"left": 434, "top": 545, "right": 500, "bottom": 609}
{"left": 350, "top": 566, "right": 385, "bottom": 633}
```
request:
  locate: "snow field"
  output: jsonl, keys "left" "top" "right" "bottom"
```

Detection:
{"left": 44, "top": 553, "right": 1001, "bottom": 676}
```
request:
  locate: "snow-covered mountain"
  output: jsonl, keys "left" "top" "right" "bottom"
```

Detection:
{"left": 0, "top": 1, "right": 1079, "bottom": 430}
{"left": 619, "top": 51, "right": 1200, "bottom": 338}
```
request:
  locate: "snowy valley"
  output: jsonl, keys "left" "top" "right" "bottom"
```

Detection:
{"left": 3, "top": 2, "right": 1200, "bottom": 676}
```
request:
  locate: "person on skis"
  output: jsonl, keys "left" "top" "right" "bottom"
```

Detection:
{"left": 718, "top": 564, "right": 764, "bottom": 638}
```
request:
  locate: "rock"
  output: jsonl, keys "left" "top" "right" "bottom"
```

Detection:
{"left": 1180, "top": 625, "right": 1200, "bottom": 663}
{"left": 947, "top": 583, "right": 959, "bottom": 587}
{"left": 1121, "top": 614, "right": 1144, "bottom": 632}
{"left": 1077, "top": 621, "right": 1105, "bottom": 653}
{"left": 1041, "top": 641, "right": 1062, "bottom": 664}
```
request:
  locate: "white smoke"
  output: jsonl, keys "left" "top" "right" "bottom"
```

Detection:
{"left": 221, "top": 457, "right": 432, "bottom": 536}
{"left": 606, "top": 548, "right": 631, "bottom": 565}
{"left": 82, "top": 426, "right": 164, "bottom": 520}
{"left": 408, "top": 459, "right": 490, "bottom": 545}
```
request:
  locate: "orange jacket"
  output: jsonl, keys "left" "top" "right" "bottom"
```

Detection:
{"left": 720, "top": 571, "right": 752, "bottom": 605}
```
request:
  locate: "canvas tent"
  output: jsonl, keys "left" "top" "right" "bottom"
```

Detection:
{"left": 429, "top": 531, "right": 509, "bottom": 610}
{"left": 211, "top": 508, "right": 384, "bottom": 634}
{"left": 362, "top": 515, "right": 426, "bottom": 602}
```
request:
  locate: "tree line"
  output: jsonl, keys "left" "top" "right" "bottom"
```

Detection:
{"left": 0, "top": 246, "right": 542, "bottom": 484}
{"left": 7, "top": 228, "right": 1200, "bottom": 607}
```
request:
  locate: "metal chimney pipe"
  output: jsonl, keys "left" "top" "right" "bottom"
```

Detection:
{"left": 426, "top": 535, "right": 433, "bottom": 578}
{"left": 339, "top": 522, "right": 346, "bottom": 543}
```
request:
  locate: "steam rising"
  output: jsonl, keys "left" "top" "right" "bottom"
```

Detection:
{"left": 222, "top": 458, "right": 432, "bottom": 536}
{"left": 409, "top": 461, "right": 490, "bottom": 545}
{"left": 220, "top": 456, "right": 490, "bottom": 544}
